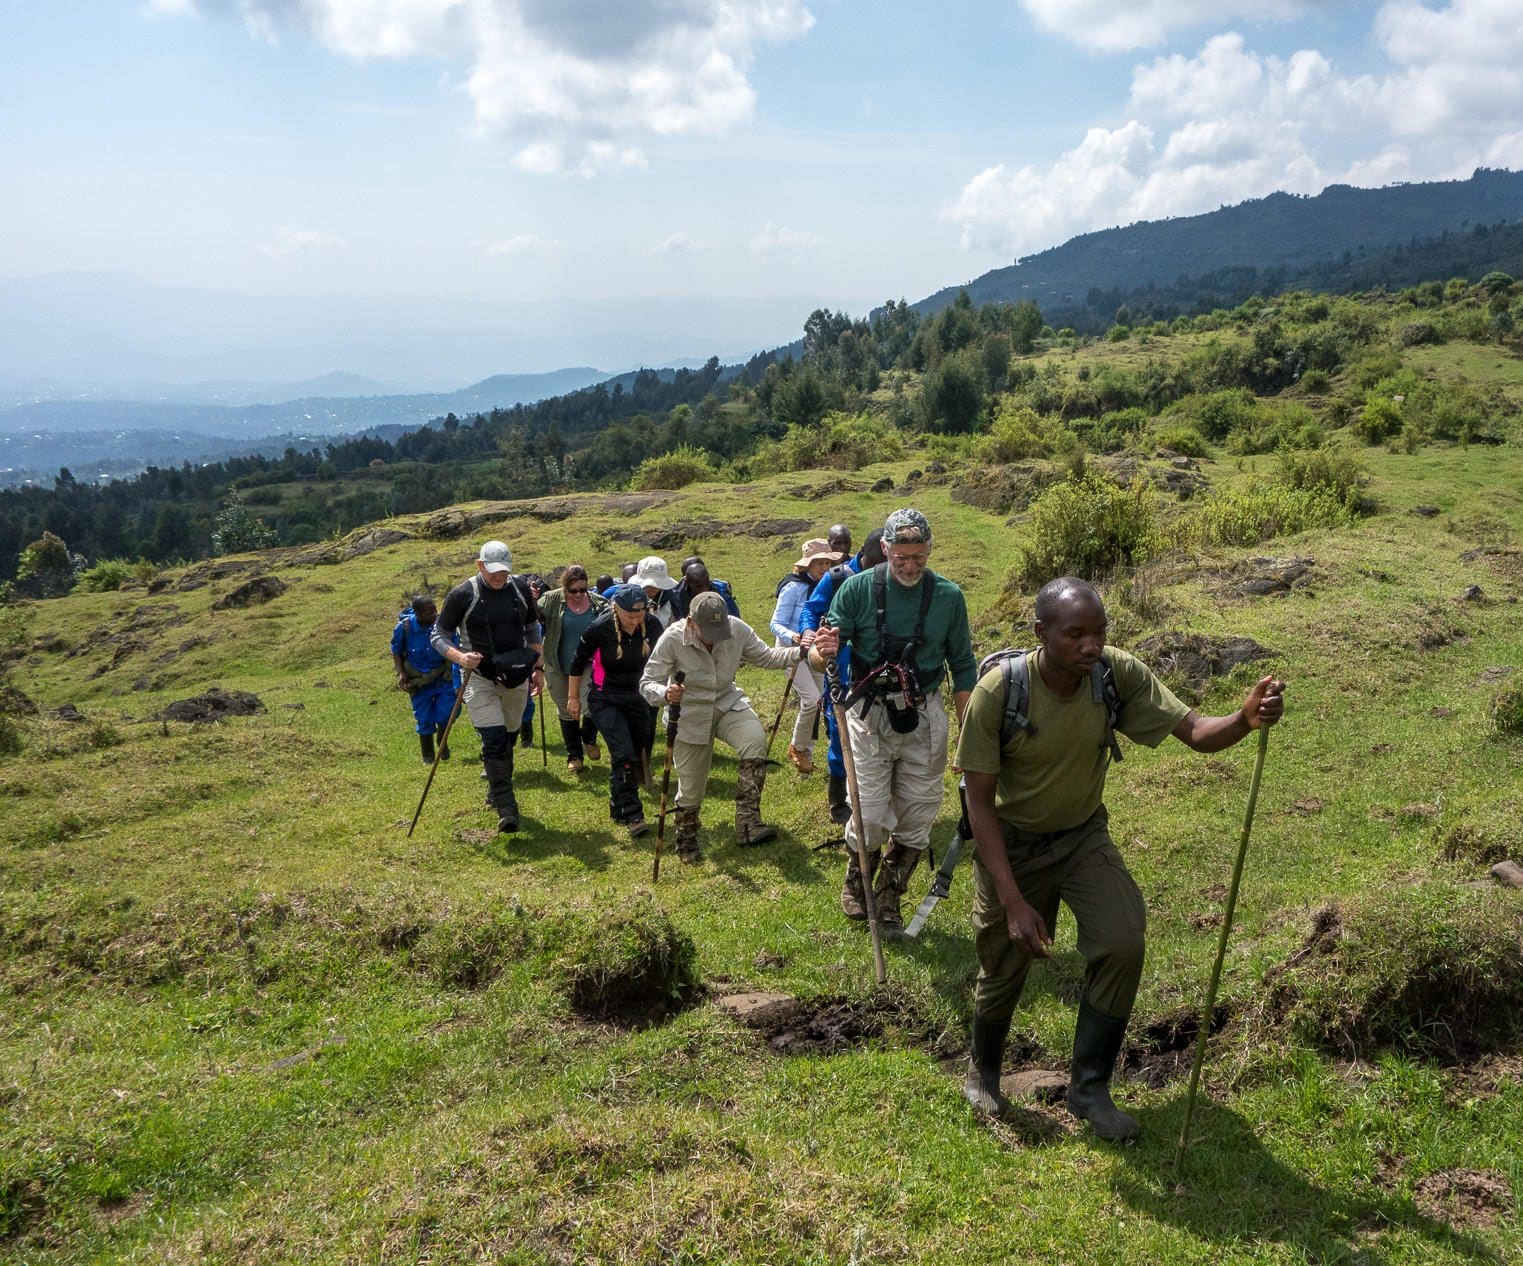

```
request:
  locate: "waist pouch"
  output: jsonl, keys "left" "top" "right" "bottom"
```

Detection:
{"left": 486, "top": 647, "right": 538, "bottom": 687}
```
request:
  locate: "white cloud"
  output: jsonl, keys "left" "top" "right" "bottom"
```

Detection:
{"left": 258, "top": 226, "right": 350, "bottom": 258}
{"left": 142, "top": 0, "right": 197, "bottom": 15}
{"left": 947, "top": 3, "right": 1523, "bottom": 258}
{"left": 1019, "top": 0, "right": 1312, "bottom": 52}
{"left": 749, "top": 221, "right": 822, "bottom": 256}
{"left": 649, "top": 232, "right": 700, "bottom": 256}
{"left": 176, "top": 1, "right": 814, "bottom": 175}
{"left": 476, "top": 233, "right": 562, "bottom": 257}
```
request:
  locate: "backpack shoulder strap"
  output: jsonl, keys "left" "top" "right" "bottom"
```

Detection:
{"left": 1091, "top": 653, "right": 1124, "bottom": 763}
{"left": 999, "top": 651, "right": 1035, "bottom": 747}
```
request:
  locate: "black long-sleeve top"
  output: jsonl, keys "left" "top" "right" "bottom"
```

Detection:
{"left": 568, "top": 611, "right": 665, "bottom": 699}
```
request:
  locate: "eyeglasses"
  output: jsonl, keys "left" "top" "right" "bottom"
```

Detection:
{"left": 566, "top": 586, "right": 588, "bottom": 595}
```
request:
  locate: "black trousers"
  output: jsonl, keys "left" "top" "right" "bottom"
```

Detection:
{"left": 589, "top": 691, "right": 655, "bottom": 822}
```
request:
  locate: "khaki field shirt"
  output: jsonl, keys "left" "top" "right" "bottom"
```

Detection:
{"left": 640, "top": 616, "right": 803, "bottom": 734}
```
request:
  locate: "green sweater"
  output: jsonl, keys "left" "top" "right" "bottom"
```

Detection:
{"left": 825, "top": 565, "right": 977, "bottom": 693}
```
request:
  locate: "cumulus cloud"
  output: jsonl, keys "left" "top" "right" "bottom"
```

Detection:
{"left": 1019, "top": 0, "right": 1313, "bottom": 52}
{"left": 258, "top": 226, "right": 350, "bottom": 257}
{"left": 947, "top": 3, "right": 1523, "bottom": 257}
{"left": 749, "top": 221, "right": 822, "bottom": 256}
{"left": 649, "top": 231, "right": 700, "bottom": 256}
{"left": 476, "top": 233, "right": 562, "bottom": 257}
{"left": 164, "top": 0, "right": 814, "bottom": 175}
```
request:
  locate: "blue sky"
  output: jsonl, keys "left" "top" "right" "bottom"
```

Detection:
{"left": 3, "top": 2, "right": 1521, "bottom": 379}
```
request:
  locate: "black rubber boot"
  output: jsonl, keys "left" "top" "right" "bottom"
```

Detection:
{"left": 1066, "top": 998, "right": 1139, "bottom": 1141}
{"left": 519, "top": 722, "right": 534, "bottom": 749}
{"left": 419, "top": 732, "right": 435, "bottom": 765}
{"left": 483, "top": 749, "right": 519, "bottom": 834}
{"left": 827, "top": 774, "right": 850, "bottom": 826}
{"left": 963, "top": 1011, "right": 1014, "bottom": 1118}
{"left": 435, "top": 722, "right": 450, "bottom": 761}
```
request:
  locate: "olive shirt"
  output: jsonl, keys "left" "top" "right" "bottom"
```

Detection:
{"left": 823, "top": 566, "right": 978, "bottom": 694}
{"left": 954, "top": 647, "right": 1190, "bottom": 834}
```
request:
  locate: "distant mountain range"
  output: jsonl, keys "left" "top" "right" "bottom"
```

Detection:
{"left": 918, "top": 167, "right": 1523, "bottom": 328}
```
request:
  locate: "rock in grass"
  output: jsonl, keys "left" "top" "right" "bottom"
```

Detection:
{"left": 1490, "top": 860, "right": 1523, "bottom": 890}
{"left": 157, "top": 688, "right": 265, "bottom": 724}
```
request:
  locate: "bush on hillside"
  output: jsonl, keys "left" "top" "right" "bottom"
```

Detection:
{"left": 1190, "top": 484, "right": 1355, "bottom": 548}
{"left": 1226, "top": 402, "right": 1323, "bottom": 456}
{"left": 1153, "top": 424, "right": 1209, "bottom": 458}
{"left": 74, "top": 560, "right": 136, "bottom": 593}
{"left": 752, "top": 412, "right": 902, "bottom": 474}
{"left": 1276, "top": 447, "right": 1367, "bottom": 510}
{"left": 1015, "top": 473, "right": 1158, "bottom": 587}
{"left": 1352, "top": 397, "right": 1404, "bottom": 444}
{"left": 974, "top": 401, "right": 1074, "bottom": 463}
{"left": 628, "top": 445, "right": 717, "bottom": 491}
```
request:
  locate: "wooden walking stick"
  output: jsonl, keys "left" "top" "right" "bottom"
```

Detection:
{"left": 538, "top": 674, "right": 548, "bottom": 767}
{"left": 407, "top": 668, "right": 473, "bottom": 838}
{"left": 651, "top": 671, "right": 686, "bottom": 883}
{"left": 763, "top": 655, "right": 805, "bottom": 761}
{"left": 1175, "top": 724, "right": 1270, "bottom": 1170}
{"left": 823, "top": 630, "right": 887, "bottom": 986}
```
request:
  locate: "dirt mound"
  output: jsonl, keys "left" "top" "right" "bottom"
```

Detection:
{"left": 211, "top": 576, "right": 288, "bottom": 610}
{"left": 1205, "top": 555, "right": 1316, "bottom": 598}
{"left": 950, "top": 462, "right": 1059, "bottom": 515}
{"left": 1264, "top": 890, "right": 1523, "bottom": 1061}
{"left": 0, "top": 684, "right": 37, "bottom": 717}
{"left": 716, "top": 990, "right": 936, "bottom": 1056}
{"left": 551, "top": 898, "right": 700, "bottom": 1029}
{"left": 1412, "top": 1169, "right": 1515, "bottom": 1229}
{"left": 1133, "top": 632, "right": 1275, "bottom": 694}
{"left": 157, "top": 688, "right": 266, "bottom": 724}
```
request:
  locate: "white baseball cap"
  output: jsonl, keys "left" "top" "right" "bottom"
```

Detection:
{"left": 478, "top": 540, "right": 512, "bottom": 574}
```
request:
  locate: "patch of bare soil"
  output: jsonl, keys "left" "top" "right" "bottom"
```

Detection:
{"left": 0, "top": 684, "right": 37, "bottom": 716}
{"left": 172, "top": 558, "right": 264, "bottom": 592}
{"left": 156, "top": 687, "right": 266, "bottom": 723}
{"left": 949, "top": 462, "right": 1059, "bottom": 515}
{"left": 1412, "top": 1169, "right": 1514, "bottom": 1229}
{"left": 717, "top": 990, "right": 938, "bottom": 1057}
{"left": 1133, "top": 632, "right": 1275, "bottom": 695}
{"left": 1121, "top": 1004, "right": 1229, "bottom": 1088}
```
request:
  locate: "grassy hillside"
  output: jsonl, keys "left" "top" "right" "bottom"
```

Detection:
{"left": 3, "top": 413, "right": 1523, "bottom": 1261}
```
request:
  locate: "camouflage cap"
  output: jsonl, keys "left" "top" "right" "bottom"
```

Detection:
{"left": 883, "top": 507, "right": 931, "bottom": 545}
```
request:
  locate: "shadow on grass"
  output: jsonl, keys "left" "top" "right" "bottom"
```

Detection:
{"left": 1112, "top": 1102, "right": 1503, "bottom": 1264}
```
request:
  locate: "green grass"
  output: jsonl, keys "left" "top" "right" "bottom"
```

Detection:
{"left": 3, "top": 449, "right": 1522, "bottom": 1262}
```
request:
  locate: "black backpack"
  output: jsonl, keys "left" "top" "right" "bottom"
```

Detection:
{"left": 774, "top": 571, "right": 812, "bottom": 599}
{"left": 979, "top": 648, "right": 1125, "bottom": 762}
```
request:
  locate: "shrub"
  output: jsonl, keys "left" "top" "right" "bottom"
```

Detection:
{"left": 1176, "top": 389, "right": 1258, "bottom": 442}
{"left": 1015, "top": 473, "right": 1158, "bottom": 587}
{"left": 974, "top": 402, "right": 1073, "bottom": 462}
{"left": 1276, "top": 447, "right": 1366, "bottom": 510}
{"left": 1299, "top": 368, "right": 1330, "bottom": 393}
{"left": 628, "top": 445, "right": 717, "bottom": 491}
{"left": 1227, "top": 402, "right": 1323, "bottom": 456}
{"left": 753, "top": 412, "right": 902, "bottom": 474}
{"left": 74, "top": 560, "right": 136, "bottom": 593}
{"left": 210, "top": 492, "right": 277, "bottom": 555}
{"left": 1352, "top": 397, "right": 1403, "bottom": 444}
{"left": 1190, "top": 484, "right": 1355, "bottom": 547}
{"left": 1398, "top": 320, "right": 1441, "bottom": 347}
{"left": 1153, "top": 424, "right": 1209, "bottom": 458}
{"left": 918, "top": 349, "right": 988, "bottom": 434}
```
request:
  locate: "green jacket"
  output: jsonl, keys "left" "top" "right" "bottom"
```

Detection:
{"left": 825, "top": 565, "right": 977, "bottom": 693}
{"left": 539, "top": 586, "right": 609, "bottom": 679}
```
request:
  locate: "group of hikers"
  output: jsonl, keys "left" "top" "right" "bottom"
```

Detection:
{"left": 390, "top": 507, "right": 1285, "bottom": 1140}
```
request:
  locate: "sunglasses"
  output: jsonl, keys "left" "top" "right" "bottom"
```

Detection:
{"left": 566, "top": 586, "right": 588, "bottom": 595}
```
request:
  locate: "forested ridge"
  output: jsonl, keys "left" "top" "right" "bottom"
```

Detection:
{"left": 5, "top": 236, "right": 1523, "bottom": 588}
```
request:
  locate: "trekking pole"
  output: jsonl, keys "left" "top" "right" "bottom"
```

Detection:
{"left": 407, "top": 669, "right": 473, "bottom": 838}
{"left": 824, "top": 634, "right": 887, "bottom": 986}
{"left": 1175, "top": 725, "right": 1270, "bottom": 1171}
{"left": 538, "top": 674, "right": 548, "bottom": 767}
{"left": 764, "top": 655, "right": 804, "bottom": 761}
{"left": 651, "top": 671, "right": 686, "bottom": 883}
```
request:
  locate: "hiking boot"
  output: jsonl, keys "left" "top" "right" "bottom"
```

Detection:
{"left": 735, "top": 758, "right": 779, "bottom": 846}
{"left": 483, "top": 752, "right": 520, "bottom": 834}
{"left": 626, "top": 818, "right": 651, "bottom": 840}
{"left": 674, "top": 806, "right": 702, "bottom": 864}
{"left": 419, "top": 732, "right": 435, "bottom": 765}
{"left": 787, "top": 744, "right": 814, "bottom": 775}
{"left": 872, "top": 837, "right": 923, "bottom": 941}
{"left": 840, "top": 846, "right": 881, "bottom": 921}
{"left": 567, "top": 757, "right": 585, "bottom": 773}
{"left": 964, "top": 1012, "right": 1014, "bottom": 1118}
{"left": 1066, "top": 998, "right": 1140, "bottom": 1141}
{"left": 585, "top": 740, "right": 601, "bottom": 762}
{"left": 519, "top": 725, "right": 534, "bottom": 749}
{"left": 827, "top": 773, "right": 850, "bottom": 826}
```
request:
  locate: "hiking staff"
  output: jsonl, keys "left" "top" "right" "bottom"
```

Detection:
{"left": 823, "top": 636, "right": 887, "bottom": 985}
{"left": 407, "top": 668, "right": 474, "bottom": 838}
{"left": 763, "top": 656, "right": 804, "bottom": 761}
{"left": 1175, "top": 724, "right": 1270, "bottom": 1170}
{"left": 538, "top": 672, "right": 548, "bottom": 767}
{"left": 651, "top": 670, "right": 686, "bottom": 882}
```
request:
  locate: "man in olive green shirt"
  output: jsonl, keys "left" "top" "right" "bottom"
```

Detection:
{"left": 811, "top": 508, "right": 978, "bottom": 936}
{"left": 954, "top": 576, "right": 1284, "bottom": 1140}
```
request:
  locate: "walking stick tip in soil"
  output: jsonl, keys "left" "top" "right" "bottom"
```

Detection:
{"left": 407, "top": 668, "right": 473, "bottom": 838}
